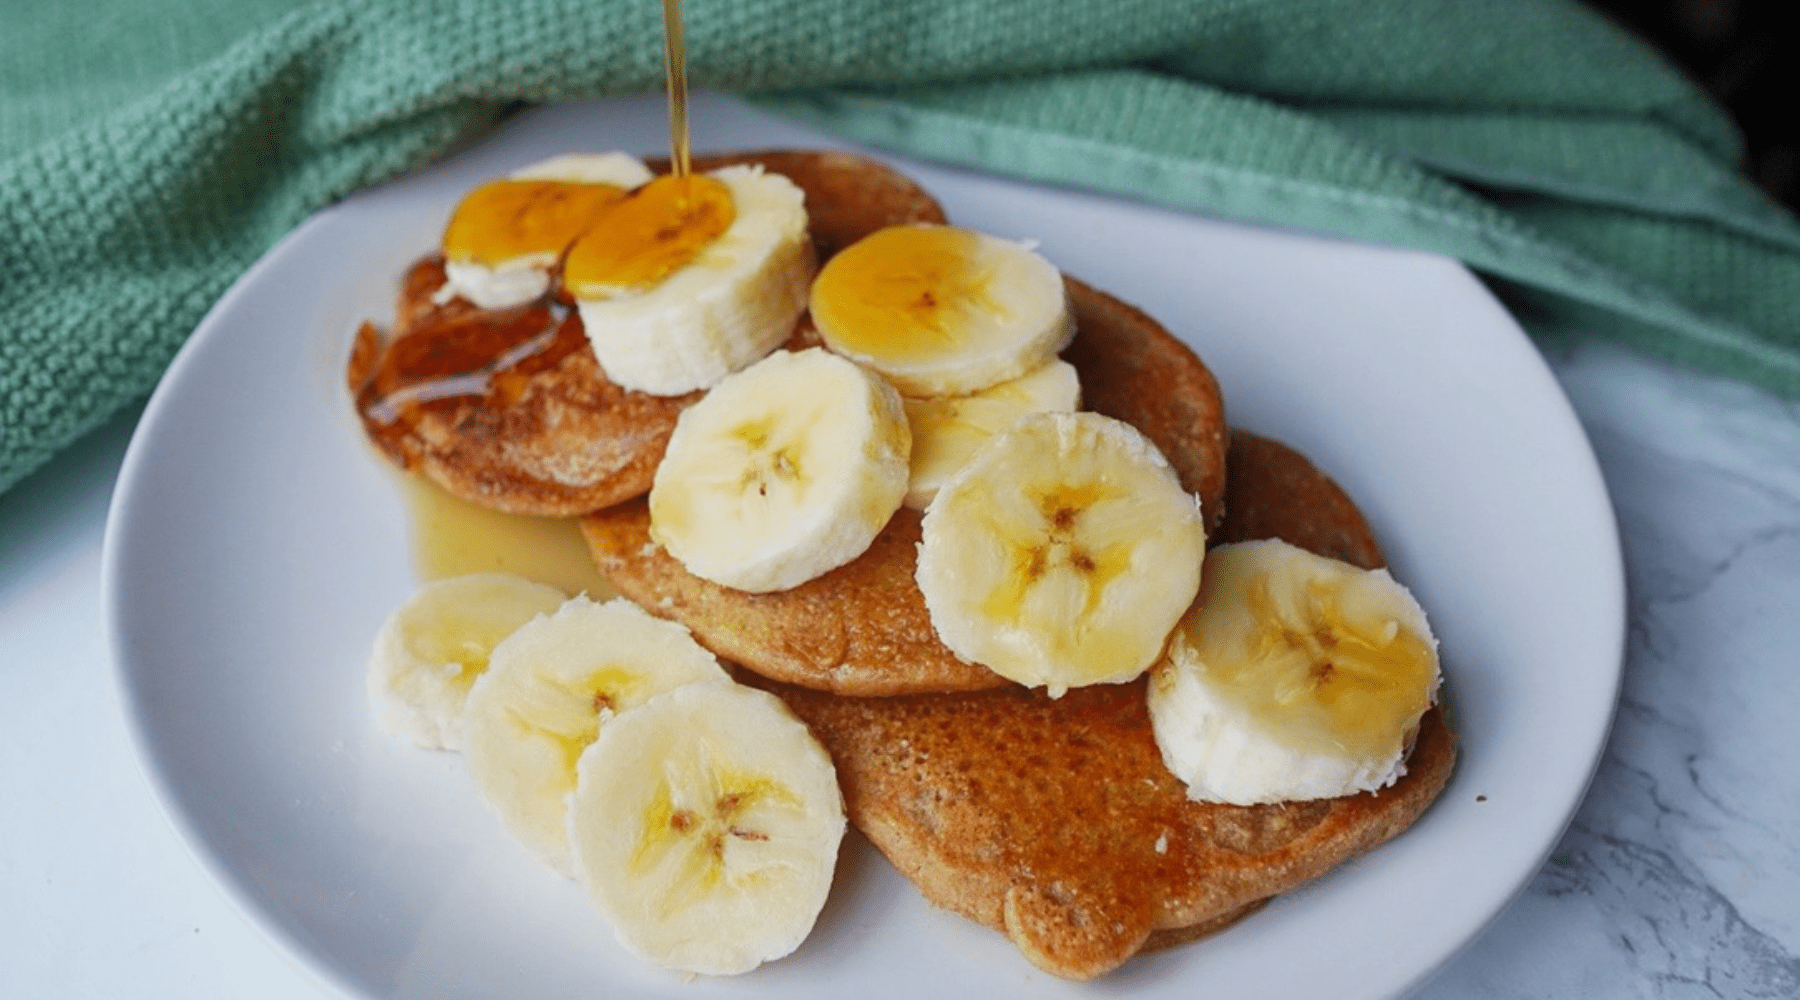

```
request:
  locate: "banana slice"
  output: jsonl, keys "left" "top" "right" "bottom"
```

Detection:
{"left": 568, "top": 682, "right": 845, "bottom": 976}
{"left": 648, "top": 348, "right": 911, "bottom": 593}
{"left": 901, "top": 358, "right": 1080, "bottom": 510}
{"left": 365, "top": 573, "right": 568, "bottom": 751}
{"left": 435, "top": 152, "right": 654, "bottom": 310}
{"left": 1147, "top": 539, "right": 1440, "bottom": 805}
{"left": 461, "top": 595, "right": 730, "bottom": 875}
{"left": 809, "top": 223, "right": 1075, "bottom": 396}
{"left": 916, "top": 411, "right": 1207, "bottom": 696}
{"left": 571, "top": 164, "right": 816, "bottom": 396}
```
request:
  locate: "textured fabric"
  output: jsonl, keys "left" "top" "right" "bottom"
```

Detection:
{"left": 4, "top": 0, "right": 1798, "bottom": 495}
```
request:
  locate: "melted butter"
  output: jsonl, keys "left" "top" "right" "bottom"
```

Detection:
{"left": 562, "top": 174, "right": 735, "bottom": 298}
{"left": 396, "top": 472, "right": 619, "bottom": 600}
{"left": 441, "top": 179, "right": 630, "bottom": 267}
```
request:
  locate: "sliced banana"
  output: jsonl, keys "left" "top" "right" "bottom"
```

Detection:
{"left": 1147, "top": 539, "right": 1440, "bottom": 805}
{"left": 435, "top": 152, "right": 655, "bottom": 310}
{"left": 365, "top": 573, "right": 568, "bottom": 751}
{"left": 809, "top": 223, "right": 1075, "bottom": 396}
{"left": 572, "top": 164, "right": 816, "bottom": 396}
{"left": 461, "top": 595, "right": 731, "bottom": 876}
{"left": 916, "top": 411, "right": 1206, "bottom": 696}
{"left": 568, "top": 682, "right": 845, "bottom": 976}
{"left": 648, "top": 348, "right": 911, "bottom": 593}
{"left": 901, "top": 358, "right": 1080, "bottom": 510}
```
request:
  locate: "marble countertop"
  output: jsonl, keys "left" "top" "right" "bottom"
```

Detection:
{"left": 3, "top": 327, "right": 1796, "bottom": 997}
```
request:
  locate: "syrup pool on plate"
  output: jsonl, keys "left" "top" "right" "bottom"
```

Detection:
{"left": 395, "top": 472, "right": 618, "bottom": 599}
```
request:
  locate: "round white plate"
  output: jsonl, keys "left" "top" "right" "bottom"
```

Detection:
{"left": 105, "top": 93, "right": 1623, "bottom": 1000}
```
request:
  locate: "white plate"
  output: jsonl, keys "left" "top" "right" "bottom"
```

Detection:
{"left": 104, "top": 94, "right": 1623, "bottom": 1000}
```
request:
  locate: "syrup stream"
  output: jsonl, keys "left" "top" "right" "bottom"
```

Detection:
{"left": 662, "top": 0, "right": 692, "bottom": 178}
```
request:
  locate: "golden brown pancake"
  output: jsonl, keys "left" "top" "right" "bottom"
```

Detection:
{"left": 579, "top": 281, "right": 1229, "bottom": 696}
{"left": 1064, "top": 277, "right": 1228, "bottom": 532}
{"left": 584, "top": 503, "right": 994, "bottom": 694}
{"left": 766, "top": 431, "right": 1455, "bottom": 980}
{"left": 347, "top": 151, "right": 948, "bottom": 516}
{"left": 1214, "top": 429, "right": 1383, "bottom": 559}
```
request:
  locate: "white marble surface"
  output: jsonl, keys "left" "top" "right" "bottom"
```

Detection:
{"left": 3, "top": 329, "right": 1797, "bottom": 998}
{"left": 1417, "top": 336, "right": 1800, "bottom": 999}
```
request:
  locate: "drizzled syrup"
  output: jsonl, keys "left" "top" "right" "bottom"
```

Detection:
{"left": 563, "top": 173, "right": 734, "bottom": 297}
{"left": 359, "top": 0, "right": 705, "bottom": 435}
{"left": 353, "top": 294, "right": 585, "bottom": 436}
{"left": 441, "top": 180, "right": 628, "bottom": 267}
{"left": 350, "top": 288, "right": 603, "bottom": 593}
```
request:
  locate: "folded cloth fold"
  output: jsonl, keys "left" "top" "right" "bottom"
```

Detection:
{"left": 4, "top": 0, "right": 1797, "bottom": 495}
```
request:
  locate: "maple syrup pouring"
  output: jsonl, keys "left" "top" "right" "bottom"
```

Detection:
{"left": 356, "top": 0, "right": 707, "bottom": 454}
{"left": 663, "top": 0, "right": 692, "bottom": 178}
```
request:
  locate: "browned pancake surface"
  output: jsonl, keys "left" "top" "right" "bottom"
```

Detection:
{"left": 349, "top": 151, "right": 947, "bottom": 516}
{"left": 583, "top": 504, "right": 999, "bottom": 694}
{"left": 579, "top": 283, "right": 1228, "bottom": 696}
{"left": 1214, "top": 429, "right": 1383, "bottom": 562}
{"left": 767, "top": 432, "right": 1455, "bottom": 980}
{"left": 1064, "top": 277, "right": 1228, "bottom": 532}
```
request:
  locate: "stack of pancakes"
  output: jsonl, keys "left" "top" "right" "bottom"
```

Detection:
{"left": 348, "top": 151, "right": 1456, "bottom": 981}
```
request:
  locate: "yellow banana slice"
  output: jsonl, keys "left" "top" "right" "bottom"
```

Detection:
{"left": 901, "top": 358, "right": 1080, "bottom": 510}
{"left": 435, "top": 152, "right": 654, "bottom": 310}
{"left": 461, "top": 596, "right": 730, "bottom": 875}
{"left": 568, "top": 682, "right": 845, "bottom": 976}
{"left": 1147, "top": 539, "right": 1440, "bottom": 805}
{"left": 648, "top": 348, "right": 911, "bottom": 593}
{"left": 572, "top": 164, "right": 816, "bottom": 396}
{"left": 915, "top": 411, "right": 1207, "bottom": 695}
{"left": 364, "top": 573, "right": 567, "bottom": 751}
{"left": 809, "top": 224, "right": 1075, "bottom": 396}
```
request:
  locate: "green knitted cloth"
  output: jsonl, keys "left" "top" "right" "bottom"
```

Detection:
{"left": 5, "top": 0, "right": 1798, "bottom": 495}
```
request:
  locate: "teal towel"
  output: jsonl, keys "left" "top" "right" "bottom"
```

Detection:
{"left": 5, "top": 0, "right": 1798, "bottom": 495}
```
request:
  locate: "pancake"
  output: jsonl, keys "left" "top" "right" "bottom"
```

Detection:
{"left": 579, "top": 280, "right": 1229, "bottom": 696}
{"left": 1214, "top": 429, "right": 1383, "bottom": 564}
{"left": 347, "top": 150, "right": 948, "bottom": 517}
{"left": 348, "top": 274, "right": 697, "bottom": 516}
{"left": 765, "top": 430, "right": 1455, "bottom": 980}
{"left": 1063, "top": 277, "right": 1227, "bottom": 528}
